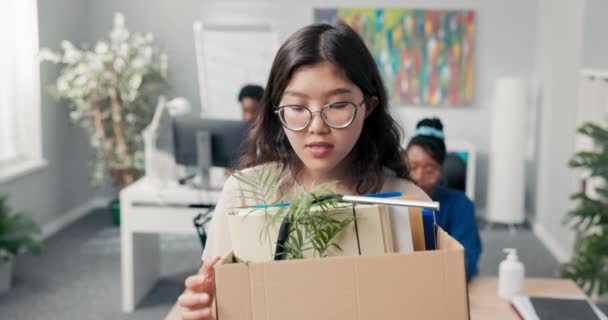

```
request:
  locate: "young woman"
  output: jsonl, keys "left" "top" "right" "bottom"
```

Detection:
{"left": 405, "top": 118, "right": 482, "bottom": 281}
{"left": 172, "top": 23, "right": 429, "bottom": 320}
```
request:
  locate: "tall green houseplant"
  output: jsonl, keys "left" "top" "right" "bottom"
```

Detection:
{"left": 559, "top": 122, "right": 608, "bottom": 297}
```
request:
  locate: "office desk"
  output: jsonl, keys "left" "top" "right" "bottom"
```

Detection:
{"left": 120, "top": 177, "right": 221, "bottom": 312}
{"left": 469, "top": 277, "right": 587, "bottom": 319}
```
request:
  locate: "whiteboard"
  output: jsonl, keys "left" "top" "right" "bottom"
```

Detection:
{"left": 194, "top": 24, "right": 278, "bottom": 120}
{"left": 575, "top": 69, "right": 608, "bottom": 199}
{"left": 576, "top": 69, "right": 608, "bottom": 153}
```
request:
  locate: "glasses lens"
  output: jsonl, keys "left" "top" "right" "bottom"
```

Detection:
{"left": 322, "top": 102, "right": 357, "bottom": 128}
{"left": 279, "top": 105, "right": 310, "bottom": 130}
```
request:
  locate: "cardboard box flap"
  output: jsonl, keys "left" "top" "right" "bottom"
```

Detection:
{"left": 356, "top": 251, "right": 457, "bottom": 319}
{"left": 253, "top": 257, "right": 360, "bottom": 319}
{"left": 440, "top": 245, "right": 469, "bottom": 318}
{"left": 437, "top": 227, "right": 465, "bottom": 251}
{"left": 215, "top": 253, "right": 253, "bottom": 320}
{"left": 437, "top": 228, "right": 469, "bottom": 318}
{"left": 248, "top": 263, "right": 268, "bottom": 319}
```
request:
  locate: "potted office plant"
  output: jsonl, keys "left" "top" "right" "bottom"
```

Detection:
{"left": 559, "top": 122, "right": 608, "bottom": 298}
{"left": 233, "top": 166, "right": 353, "bottom": 259}
{"left": 39, "top": 12, "right": 168, "bottom": 225}
{"left": 0, "top": 195, "right": 44, "bottom": 293}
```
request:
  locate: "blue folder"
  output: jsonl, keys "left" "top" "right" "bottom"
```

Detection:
{"left": 422, "top": 208, "right": 436, "bottom": 250}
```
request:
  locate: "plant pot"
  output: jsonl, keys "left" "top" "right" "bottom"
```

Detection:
{"left": 109, "top": 199, "right": 120, "bottom": 226}
{"left": 0, "top": 258, "right": 13, "bottom": 294}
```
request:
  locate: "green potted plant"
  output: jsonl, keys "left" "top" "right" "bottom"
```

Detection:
{"left": 559, "top": 122, "right": 608, "bottom": 298}
{"left": 233, "top": 167, "right": 353, "bottom": 260}
{"left": 0, "top": 195, "right": 44, "bottom": 293}
{"left": 39, "top": 12, "right": 169, "bottom": 225}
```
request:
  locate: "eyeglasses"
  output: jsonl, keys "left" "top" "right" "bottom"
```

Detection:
{"left": 409, "top": 163, "right": 441, "bottom": 176}
{"left": 274, "top": 101, "right": 364, "bottom": 131}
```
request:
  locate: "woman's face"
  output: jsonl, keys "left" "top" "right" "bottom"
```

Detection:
{"left": 406, "top": 145, "right": 442, "bottom": 195}
{"left": 278, "top": 61, "right": 372, "bottom": 179}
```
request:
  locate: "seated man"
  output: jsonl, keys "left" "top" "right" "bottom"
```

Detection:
{"left": 404, "top": 118, "right": 482, "bottom": 281}
{"left": 238, "top": 84, "right": 264, "bottom": 123}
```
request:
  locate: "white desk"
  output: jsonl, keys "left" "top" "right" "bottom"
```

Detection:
{"left": 120, "top": 177, "right": 221, "bottom": 312}
{"left": 469, "top": 277, "right": 588, "bottom": 319}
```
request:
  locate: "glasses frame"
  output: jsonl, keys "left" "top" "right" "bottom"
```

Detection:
{"left": 409, "top": 162, "right": 442, "bottom": 177}
{"left": 274, "top": 100, "right": 365, "bottom": 131}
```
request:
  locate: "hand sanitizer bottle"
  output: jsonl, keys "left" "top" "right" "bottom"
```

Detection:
{"left": 498, "top": 248, "right": 525, "bottom": 299}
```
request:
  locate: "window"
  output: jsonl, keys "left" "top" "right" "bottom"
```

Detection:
{"left": 0, "top": 0, "right": 46, "bottom": 183}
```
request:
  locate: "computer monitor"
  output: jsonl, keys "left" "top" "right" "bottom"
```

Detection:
{"left": 172, "top": 116, "right": 249, "bottom": 169}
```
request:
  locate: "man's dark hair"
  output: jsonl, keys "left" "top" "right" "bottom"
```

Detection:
{"left": 238, "top": 84, "right": 264, "bottom": 102}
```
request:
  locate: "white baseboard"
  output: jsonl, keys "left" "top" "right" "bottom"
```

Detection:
{"left": 40, "top": 196, "right": 111, "bottom": 240}
{"left": 533, "top": 223, "right": 571, "bottom": 263}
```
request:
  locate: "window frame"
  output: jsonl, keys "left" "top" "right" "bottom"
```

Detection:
{"left": 0, "top": 0, "right": 47, "bottom": 184}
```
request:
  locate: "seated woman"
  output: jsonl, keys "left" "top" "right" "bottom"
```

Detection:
{"left": 405, "top": 118, "right": 482, "bottom": 281}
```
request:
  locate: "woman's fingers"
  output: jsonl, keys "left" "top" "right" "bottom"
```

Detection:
{"left": 184, "top": 274, "right": 206, "bottom": 291}
{"left": 186, "top": 256, "right": 222, "bottom": 292}
{"left": 179, "top": 256, "right": 222, "bottom": 320}
{"left": 177, "top": 292, "right": 210, "bottom": 308}
{"left": 181, "top": 307, "right": 212, "bottom": 320}
{"left": 199, "top": 256, "right": 222, "bottom": 277}
{"left": 198, "top": 256, "right": 222, "bottom": 293}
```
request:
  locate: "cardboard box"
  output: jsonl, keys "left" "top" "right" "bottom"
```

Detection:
{"left": 214, "top": 227, "right": 469, "bottom": 320}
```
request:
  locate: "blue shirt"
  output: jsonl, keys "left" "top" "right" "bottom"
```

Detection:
{"left": 433, "top": 186, "right": 482, "bottom": 281}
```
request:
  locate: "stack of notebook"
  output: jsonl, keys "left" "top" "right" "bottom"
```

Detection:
{"left": 226, "top": 192, "right": 439, "bottom": 262}
{"left": 227, "top": 203, "right": 395, "bottom": 262}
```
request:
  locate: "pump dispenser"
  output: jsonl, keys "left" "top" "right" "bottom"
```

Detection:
{"left": 498, "top": 248, "right": 525, "bottom": 299}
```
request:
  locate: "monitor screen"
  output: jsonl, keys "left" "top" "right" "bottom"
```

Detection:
{"left": 172, "top": 116, "right": 248, "bottom": 168}
{"left": 441, "top": 151, "right": 468, "bottom": 193}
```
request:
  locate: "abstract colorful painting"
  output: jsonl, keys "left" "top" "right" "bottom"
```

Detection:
{"left": 315, "top": 8, "right": 475, "bottom": 107}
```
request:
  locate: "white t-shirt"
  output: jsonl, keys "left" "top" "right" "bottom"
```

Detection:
{"left": 201, "top": 163, "right": 430, "bottom": 261}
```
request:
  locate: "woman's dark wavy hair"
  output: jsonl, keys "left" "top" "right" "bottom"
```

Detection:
{"left": 238, "top": 23, "right": 409, "bottom": 194}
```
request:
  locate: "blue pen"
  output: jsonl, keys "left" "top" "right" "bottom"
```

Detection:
{"left": 250, "top": 191, "right": 404, "bottom": 209}
{"left": 366, "top": 191, "right": 403, "bottom": 198}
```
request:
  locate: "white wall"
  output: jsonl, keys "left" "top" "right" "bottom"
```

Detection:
{"left": 535, "top": 0, "right": 608, "bottom": 262}
{"left": 0, "top": 0, "right": 104, "bottom": 233}
{"left": 532, "top": 0, "right": 585, "bottom": 262}
{"left": 199, "top": 0, "right": 539, "bottom": 211}
{"left": 87, "top": 0, "right": 204, "bottom": 116}
{"left": 582, "top": 0, "right": 608, "bottom": 69}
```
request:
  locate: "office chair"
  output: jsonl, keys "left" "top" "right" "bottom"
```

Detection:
{"left": 441, "top": 152, "right": 467, "bottom": 193}
{"left": 442, "top": 139, "right": 476, "bottom": 201}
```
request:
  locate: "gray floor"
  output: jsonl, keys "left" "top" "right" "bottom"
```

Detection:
{"left": 478, "top": 223, "right": 560, "bottom": 278}
{"left": 0, "top": 209, "right": 602, "bottom": 319}
{"left": 0, "top": 209, "right": 202, "bottom": 320}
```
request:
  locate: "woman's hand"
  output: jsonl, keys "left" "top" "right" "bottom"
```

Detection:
{"left": 178, "top": 256, "right": 222, "bottom": 320}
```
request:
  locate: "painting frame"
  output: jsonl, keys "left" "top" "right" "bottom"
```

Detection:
{"left": 314, "top": 8, "right": 475, "bottom": 107}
